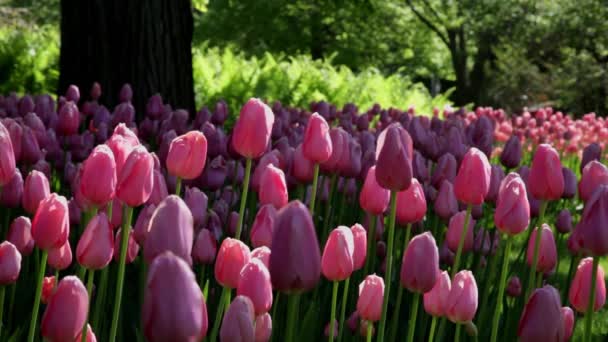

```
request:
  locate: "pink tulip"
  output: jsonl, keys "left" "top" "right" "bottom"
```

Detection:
{"left": 359, "top": 166, "right": 390, "bottom": 215}
{"left": 143, "top": 251, "right": 207, "bottom": 342}
{"left": 41, "top": 276, "right": 57, "bottom": 304}
{"left": 322, "top": 226, "right": 355, "bottom": 281}
{"left": 568, "top": 257, "right": 606, "bottom": 313}
{"left": 424, "top": 270, "right": 451, "bottom": 317}
{"left": 237, "top": 259, "right": 273, "bottom": 315}
{"left": 446, "top": 211, "right": 475, "bottom": 253}
{"left": 495, "top": 173, "right": 530, "bottom": 235}
{"left": 454, "top": 147, "right": 491, "bottom": 205}
{"left": 80, "top": 144, "right": 117, "bottom": 207}
{"left": 220, "top": 295, "right": 256, "bottom": 342}
{"left": 231, "top": 98, "right": 274, "bottom": 159}
{"left": 147, "top": 169, "right": 169, "bottom": 206}
{"left": 254, "top": 313, "right": 272, "bottom": 342}
{"left": 23, "top": 170, "right": 50, "bottom": 214}
{"left": 144, "top": 195, "right": 194, "bottom": 265}
{"left": 0, "top": 241, "right": 21, "bottom": 285}
{"left": 562, "top": 307, "right": 575, "bottom": 341}
{"left": 292, "top": 144, "right": 314, "bottom": 182}
{"left": 48, "top": 240, "right": 72, "bottom": 271}
{"left": 251, "top": 246, "right": 271, "bottom": 269}
{"left": 41, "top": 276, "right": 89, "bottom": 342}
{"left": 578, "top": 161, "right": 608, "bottom": 202}
{"left": 250, "top": 204, "right": 277, "bottom": 248}
{"left": 518, "top": 285, "right": 564, "bottom": 341}
{"left": 357, "top": 274, "right": 385, "bottom": 322}
{"left": 375, "top": 123, "right": 413, "bottom": 191}
{"left": 215, "top": 238, "right": 251, "bottom": 288}
{"left": 528, "top": 144, "right": 564, "bottom": 200}
{"left": 32, "top": 193, "right": 70, "bottom": 250}
{"left": 113, "top": 228, "right": 139, "bottom": 263}
{"left": 259, "top": 164, "right": 288, "bottom": 209}
{"left": 320, "top": 128, "right": 347, "bottom": 174}
{"left": 0, "top": 121, "right": 17, "bottom": 186}
{"left": 302, "top": 112, "right": 333, "bottom": 163}
{"left": 526, "top": 224, "right": 557, "bottom": 274}
{"left": 400, "top": 232, "right": 439, "bottom": 293}
{"left": 351, "top": 223, "right": 367, "bottom": 271}
{"left": 106, "top": 136, "right": 136, "bottom": 177}
{"left": 446, "top": 270, "right": 478, "bottom": 323}
{"left": 75, "top": 324, "right": 98, "bottom": 342}
{"left": 76, "top": 213, "right": 114, "bottom": 269}
{"left": 7, "top": 216, "right": 34, "bottom": 256}
{"left": 116, "top": 145, "right": 154, "bottom": 207}
{"left": 167, "top": 131, "right": 208, "bottom": 180}
{"left": 396, "top": 178, "right": 427, "bottom": 224}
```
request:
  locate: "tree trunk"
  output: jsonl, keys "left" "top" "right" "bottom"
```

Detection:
{"left": 58, "top": 0, "right": 195, "bottom": 117}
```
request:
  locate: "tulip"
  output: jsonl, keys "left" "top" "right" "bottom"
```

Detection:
{"left": 494, "top": 173, "right": 530, "bottom": 235}
{"left": 431, "top": 153, "right": 457, "bottom": 188}
{"left": 526, "top": 224, "right": 557, "bottom": 274}
{"left": 579, "top": 161, "right": 608, "bottom": 202}
{"left": 568, "top": 257, "right": 606, "bottom": 313}
{"left": 517, "top": 285, "right": 564, "bottom": 342}
{"left": 57, "top": 101, "right": 80, "bottom": 136}
{"left": 66, "top": 84, "right": 80, "bottom": 102}
{"left": 0, "top": 169, "right": 22, "bottom": 208}
{"left": 231, "top": 98, "right": 274, "bottom": 159}
{"left": 251, "top": 246, "right": 271, "bottom": 269}
{"left": 357, "top": 274, "right": 384, "bottom": 322}
{"left": 505, "top": 276, "right": 522, "bottom": 298}
{"left": 143, "top": 251, "right": 207, "bottom": 342}
{"left": 76, "top": 324, "right": 97, "bottom": 342}
{"left": 48, "top": 241, "right": 72, "bottom": 271}
{"left": 0, "top": 241, "right": 21, "bottom": 285}
{"left": 41, "top": 276, "right": 89, "bottom": 342}
{"left": 320, "top": 127, "right": 347, "bottom": 174}
{"left": 250, "top": 204, "right": 277, "bottom": 248}
{"left": 351, "top": 223, "right": 367, "bottom": 271}
{"left": 106, "top": 134, "right": 136, "bottom": 177}
{"left": 219, "top": 295, "right": 256, "bottom": 342}
{"left": 144, "top": 195, "right": 194, "bottom": 265}
{"left": 41, "top": 276, "right": 57, "bottom": 304}
{"left": 528, "top": 144, "right": 564, "bottom": 200}
{"left": 80, "top": 144, "right": 117, "bottom": 207}
{"left": 116, "top": 145, "right": 154, "bottom": 207}
{"left": 259, "top": 164, "right": 288, "bottom": 209}
{"left": 77, "top": 213, "right": 114, "bottom": 270}
{"left": 147, "top": 169, "right": 169, "bottom": 206}
{"left": 303, "top": 112, "right": 333, "bottom": 163}
{"left": 446, "top": 270, "right": 478, "bottom": 323}
{"left": 486, "top": 164, "right": 505, "bottom": 203}
{"left": 133, "top": 204, "right": 156, "bottom": 244}
{"left": 562, "top": 307, "right": 575, "bottom": 341}
{"left": 562, "top": 167, "right": 577, "bottom": 199}
{"left": 166, "top": 131, "right": 208, "bottom": 185}
{"left": 292, "top": 144, "right": 314, "bottom": 182}
{"left": 193, "top": 228, "right": 217, "bottom": 265}
{"left": 23, "top": 170, "right": 50, "bottom": 215}
{"left": 255, "top": 313, "right": 272, "bottom": 342}
{"left": 454, "top": 147, "right": 491, "bottom": 205}
{"left": 400, "top": 232, "right": 439, "bottom": 293}
{"left": 7, "top": 216, "right": 34, "bottom": 256}
{"left": 423, "top": 270, "right": 451, "bottom": 317}
{"left": 359, "top": 166, "right": 390, "bottom": 216}
{"left": 32, "top": 193, "right": 70, "bottom": 250}
{"left": 237, "top": 259, "right": 273, "bottom": 315}
{"left": 215, "top": 238, "right": 251, "bottom": 289}
{"left": 446, "top": 211, "right": 475, "bottom": 253}
{"left": 500, "top": 135, "right": 522, "bottom": 169}
{"left": 113, "top": 228, "right": 139, "bottom": 263}
{"left": 556, "top": 209, "right": 573, "bottom": 234}
{"left": 581, "top": 142, "right": 602, "bottom": 172}
{"left": 21, "top": 126, "right": 42, "bottom": 164}
{"left": 434, "top": 180, "right": 458, "bottom": 220}
{"left": 375, "top": 123, "right": 413, "bottom": 191}
{"left": 396, "top": 178, "right": 426, "bottom": 225}
{"left": 322, "top": 226, "right": 355, "bottom": 281}
{"left": 184, "top": 187, "right": 208, "bottom": 228}
{"left": 574, "top": 185, "right": 608, "bottom": 256}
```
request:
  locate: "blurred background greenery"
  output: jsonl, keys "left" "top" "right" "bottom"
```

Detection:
{"left": 1, "top": 0, "right": 608, "bottom": 115}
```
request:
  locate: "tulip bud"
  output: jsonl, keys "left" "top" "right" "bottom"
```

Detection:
{"left": 116, "top": 145, "right": 154, "bottom": 207}
{"left": 447, "top": 211, "right": 475, "bottom": 253}
{"left": 500, "top": 135, "right": 522, "bottom": 169}
{"left": 579, "top": 161, "right": 608, "bottom": 202}
{"left": 220, "top": 295, "right": 256, "bottom": 342}
{"left": 526, "top": 224, "right": 557, "bottom": 274}
{"left": 144, "top": 195, "right": 194, "bottom": 265}
{"left": 292, "top": 144, "right": 314, "bottom": 183}
{"left": 396, "top": 178, "right": 427, "bottom": 225}
{"left": 41, "top": 276, "right": 89, "bottom": 342}
{"left": 357, "top": 274, "right": 385, "bottom": 322}
{"left": 7, "top": 216, "right": 34, "bottom": 256}
{"left": 486, "top": 164, "right": 505, "bottom": 203}
{"left": 556, "top": 209, "right": 573, "bottom": 234}
{"left": 167, "top": 131, "right": 208, "bottom": 180}
{"left": 322, "top": 226, "right": 355, "bottom": 281}
{"left": 76, "top": 213, "right": 114, "bottom": 269}
{"left": 575, "top": 185, "right": 608, "bottom": 256}
{"left": 269, "top": 200, "right": 321, "bottom": 292}
{"left": 562, "top": 306, "right": 575, "bottom": 341}
{"left": 568, "top": 257, "right": 606, "bottom": 313}
{"left": 423, "top": 270, "right": 451, "bottom": 317}
{"left": 431, "top": 153, "right": 457, "bottom": 188}
{"left": 48, "top": 240, "right": 72, "bottom": 271}
{"left": 32, "top": 193, "right": 69, "bottom": 250}
{"left": 446, "top": 270, "right": 478, "bottom": 323}
{"left": 0, "top": 122, "right": 16, "bottom": 186}
{"left": 581, "top": 142, "right": 602, "bottom": 172}
{"left": 23, "top": 170, "right": 50, "bottom": 215}
{"left": 400, "top": 232, "right": 439, "bottom": 293}
{"left": 517, "top": 285, "right": 564, "bottom": 341}
{"left": 255, "top": 313, "right": 272, "bottom": 342}
{"left": 215, "top": 238, "right": 251, "bottom": 289}
{"left": 192, "top": 228, "right": 217, "bottom": 265}
{"left": 494, "top": 173, "right": 530, "bottom": 235}
{"left": 528, "top": 144, "right": 564, "bottom": 200}
{"left": 506, "top": 276, "right": 522, "bottom": 297}
{"left": 80, "top": 144, "right": 117, "bottom": 207}
{"left": 454, "top": 148, "right": 491, "bottom": 205}
{"left": 375, "top": 123, "right": 413, "bottom": 191}
{"left": 561, "top": 167, "right": 577, "bottom": 199}
{"left": 41, "top": 276, "right": 57, "bottom": 304}
{"left": 57, "top": 101, "right": 80, "bottom": 136}
{"left": 0, "top": 169, "right": 22, "bottom": 208}
{"left": 113, "top": 228, "right": 139, "bottom": 263}
{"left": 147, "top": 169, "right": 169, "bottom": 206}
{"left": 303, "top": 113, "right": 333, "bottom": 163}
{"left": 359, "top": 166, "right": 390, "bottom": 215}
{"left": 237, "top": 259, "right": 273, "bottom": 315}
{"left": 232, "top": 98, "right": 274, "bottom": 159}
{"left": 250, "top": 204, "right": 276, "bottom": 248}
{"left": 351, "top": 224, "right": 367, "bottom": 271}
{"left": 75, "top": 324, "right": 97, "bottom": 342}
{"left": 434, "top": 180, "right": 458, "bottom": 220}
{"left": 259, "top": 164, "right": 288, "bottom": 209}
{"left": 143, "top": 251, "right": 207, "bottom": 342}
{"left": 0, "top": 241, "right": 21, "bottom": 285}
{"left": 106, "top": 129, "right": 138, "bottom": 177}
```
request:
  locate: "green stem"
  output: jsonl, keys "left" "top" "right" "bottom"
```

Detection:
{"left": 428, "top": 316, "right": 437, "bottom": 342}
{"left": 389, "top": 224, "right": 412, "bottom": 342}
{"left": 329, "top": 281, "right": 339, "bottom": 341}
{"left": 175, "top": 176, "right": 182, "bottom": 196}
{"left": 235, "top": 157, "right": 252, "bottom": 240}
{"left": 286, "top": 293, "right": 301, "bottom": 342}
{"left": 108, "top": 205, "right": 133, "bottom": 342}
{"left": 562, "top": 255, "right": 579, "bottom": 303}
{"left": 490, "top": 235, "right": 512, "bottom": 342}
{"left": 377, "top": 191, "right": 398, "bottom": 342}
{"left": 363, "top": 215, "right": 377, "bottom": 276}
{"left": 406, "top": 292, "right": 420, "bottom": 342}
{"left": 525, "top": 200, "right": 547, "bottom": 300}
{"left": 0, "top": 285, "right": 5, "bottom": 339}
{"left": 199, "top": 265, "right": 206, "bottom": 290}
{"left": 322, "top": 174, "right": 338, "bottom": 240}
{"left": 366, "top": 321, "right": 373, "bottom": 342}
{"left": 106, "top": 200, "right": 113, "bottom": 222}
{"left": 91, "top": 267, "right": 109, "bottom": 331}
{"left": 82, "top": 269, "right": 95, "bottom": 342}
{"left": 77, "top": 265, "right": 87, "bottom": 281}
{"left": 536, "top": 271, "right": 543, "bottom": 288}
{"left": 27, "top": 249, "right": 48, "bottom": 342}
{"left": 454, "top": 323, "right": 462, "bottom": 342}
{"left": 209, "top": 287, "right": 230, "bottom": 342}
{"left": 309, "top": 163, "right": 320, "bottom": 217}
{"left": 451, "top": 204, "right": 473, "bottom": 278}
{"left": 584, "top": 256, "right": 600, "bottom": 342}
{"left": 338, "top": 277, "right": 350, "bottom": 342}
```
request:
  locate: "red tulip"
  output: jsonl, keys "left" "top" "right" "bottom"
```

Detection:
{"left": 250, "top": 204, "right": 277, "bottom": 248}
{"left": 351, "top": 223, "right": 367, "bottom": 271}
{"left": 400, "top": 232, "right": 439, "bottom": 293}
{"left": 303, "top": 112, "right": 333, "bottom": 163}
{"left": 446, "top": 211, "right": 475, "bottom": 253}
{"left": 446, "top": 270, "right": 478, "bottom": 323}
{"left": 116, "top": 145, "right": 154, "bottom": 207}
{"left": 518, "top": 285, "right": 564, "bottom": 341}
{"left": 237, "top": 259, "right": 273, "bottom": 315}
{"left": 23, "top": 170, "right": 50, "bottom": 215}
{"left": 259, "top": 164, "right": 288, "bottom": 209}
{"left": 48, "top": 240, "right": 72, "bottom": 271}
{"left": 32, "top": 193, "right": 70, "bottom": 250}
{"left": 526, "top": 224, "right": 557, "bottom": 274}
{"left": 454, "top": 147, "right": 491, "bottom": 205}
{"left": 321, "top": 226, "right": 355, "bottom": 281}
{"left": 231, "top": 98, "right": 274, "bottom": 159}
{"left": 568, "top": 257, "right": 606, "bottom": 313}
{"left": 76, "top": 213, "right": 114, "bottom": 269}
{"left": 359, "top": 166, "right": 390, "bottom": 215}
{"left": 41, "top": 276, "right": 89, "bottom": 342}
{"left": 423, "top": 270, "right": 451, "bottom": 317}
{"left": 396, "top": 178, "right": 426, "bottom": 225}
{"left": 0, "top": 241, "right": 21, "bottom": 285}
{"left": 495, "top": 173, "right": 530, "bottom": 235}
{"left": 167, "top": 131, "right": 208, "bottom": 180}
{"left": 41, "top": 276, "right": 57, "bottom": 304}
{"left": 578, "top": 161, "right": 608, "bottom": 203}
{"left": 528, "top": 144, "right": 564, "bottom": 200}
{"left": 80, "top": 144, "right": 117, "bottom": 207}
{"left": 215, "top": 238, "right": 251, "bottom": 288}
{"left": 220, "top": 295, "right": 256, "bottom": 342}
{"left": 7, "top": 216, "right": 34, "bottom": 256}
{"left": 357, "top": 274, "right": 385, "bottom": 322}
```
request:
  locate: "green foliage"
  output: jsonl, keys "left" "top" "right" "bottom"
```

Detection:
{"left": 192, "top": 44, "right": 452, "bottom": 115}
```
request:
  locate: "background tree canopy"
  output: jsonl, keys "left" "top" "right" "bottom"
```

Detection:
{"left": 1, "top": 0, "right": 608, "bottom": 115}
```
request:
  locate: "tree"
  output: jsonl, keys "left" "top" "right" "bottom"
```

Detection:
{"left": 58, "top": 0, "right": 195, "bottom": 116}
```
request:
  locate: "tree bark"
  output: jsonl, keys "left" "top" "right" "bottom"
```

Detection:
{"left": 58, "top": 0, "right": 195, "bottom": 117}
